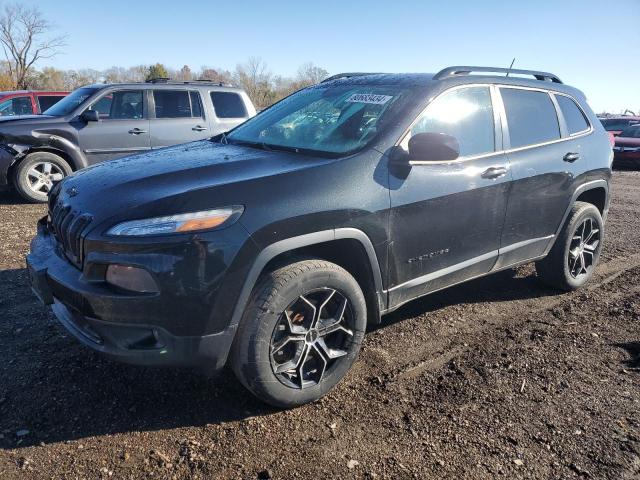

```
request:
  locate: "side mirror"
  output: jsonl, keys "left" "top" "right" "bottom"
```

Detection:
{"left": 408, "top": 132, "right": 459, "bottom": 163}
{"left": 81, "top": 109, "right": 100, "bottom": 122}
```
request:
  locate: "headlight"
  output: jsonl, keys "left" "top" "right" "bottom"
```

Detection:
{"left": 107, "top": 206, "right": 244, "bottom": 236}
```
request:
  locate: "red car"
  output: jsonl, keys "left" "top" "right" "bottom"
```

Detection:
{"left": 0, "top": 90, "right": 69, "bottom": 116}
{"left": 613, "top": 124, "right": 640, "bottom": 168}
{"left": 599, "top": 115, "right": 640, "bottom": 136}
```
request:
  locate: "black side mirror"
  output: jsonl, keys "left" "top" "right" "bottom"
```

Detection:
{"left": 408, "top": 132, "right": 460, "bottom": 163}
{"left": 81, "top": 109, "right": 100, "bottom": 122}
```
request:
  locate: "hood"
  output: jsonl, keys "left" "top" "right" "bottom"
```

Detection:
{"left": 54, "top": 140, "right": 333, "bottom": 229}
{"left": 0, "top": 115, "right": 67, "bottom": 146}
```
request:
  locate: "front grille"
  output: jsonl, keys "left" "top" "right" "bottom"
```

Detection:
{"left": 49, "top": 201, "right": 93, "bottom": 268}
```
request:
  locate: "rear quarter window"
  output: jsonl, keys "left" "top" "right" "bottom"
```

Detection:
{"left": 555, "top": 95, "right": 589, "bottom": 135}
{"left": 501, "top": 88, "right": 560, "bottom": 149}
{"left": 210, "top": 91, "right": 248, "bottom": 118}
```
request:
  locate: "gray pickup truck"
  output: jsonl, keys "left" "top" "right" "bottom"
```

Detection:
{"left": 0, "top": 80, "right": 256, "bottom": 202}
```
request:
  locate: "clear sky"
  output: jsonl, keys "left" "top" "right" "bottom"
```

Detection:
{"left": 32, "top": 0, "right": 639, "bottom": 113}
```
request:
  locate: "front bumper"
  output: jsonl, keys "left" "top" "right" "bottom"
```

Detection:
{"left": 0, "top": 147, "right": 17, "bottom": 186}
{"left": 26, "top": 217, "right": 252, "bottom": 369}
{"left": 613, "top": 151, "right": 640, "bottom": 168}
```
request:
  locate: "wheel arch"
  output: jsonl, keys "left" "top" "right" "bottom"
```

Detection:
{"left": 8, "top": 145, "right": 85, "bottom": 183}
{"left": 230, "top": 229, "right": 386, "bottom": 331}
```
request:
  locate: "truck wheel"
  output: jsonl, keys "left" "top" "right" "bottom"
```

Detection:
{"left": 14, "top": 152, "right": 72, "bottom": 203}
{"left": 230, "top": 259, "right": 367, "bottom": 408}
{"left": 536, "top": 201, "right": 603, "bottom": 291}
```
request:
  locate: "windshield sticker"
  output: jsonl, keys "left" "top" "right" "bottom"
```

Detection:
{"left": 346, "top": 93, "right": 393, "bottom": 105}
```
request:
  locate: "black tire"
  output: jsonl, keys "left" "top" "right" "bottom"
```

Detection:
{"left": 536, "top": 201, "right": 603, "bottom": 291}
{"left": 14, "top": 152, "right": 72, "bottom": 203}
{"left": 230, "top": 259, "right": 367, "bottom": 408}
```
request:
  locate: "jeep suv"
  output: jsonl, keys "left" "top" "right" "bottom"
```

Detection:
{"left": 26, "top": 66, "right": 612, "bottom": 407}
{"left": 0, "top": 80, "right": 256, "bottom": 202}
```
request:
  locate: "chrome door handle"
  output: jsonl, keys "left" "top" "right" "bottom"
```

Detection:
{"left": 192, "top": 125, "right": 207, "bottom": 132}
{"left": 128, "top": 128, "right": 147, "bottom": 135}
{"left": 563, "top": 152, "right": 580, "bottom": 163}
{"left": 481, "top": 166, "right": 508, "bottom": 179}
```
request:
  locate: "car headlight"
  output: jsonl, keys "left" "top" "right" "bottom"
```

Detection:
{"left": 107, "top": 206, "right": 244, "bottom": 236}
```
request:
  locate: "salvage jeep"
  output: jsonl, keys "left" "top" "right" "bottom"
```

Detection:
{"left": 27, "top": 66, "right": 613, "bottom": 407}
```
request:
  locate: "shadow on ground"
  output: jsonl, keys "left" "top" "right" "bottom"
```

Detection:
{"left": 1, "top": 262, "right": 560, "bottom": 449}
{"left": 615, "top": 342, "right": 640, "bottom": 369}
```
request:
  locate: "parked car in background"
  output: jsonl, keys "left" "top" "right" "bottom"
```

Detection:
{"left": 26, "top": 66, "right": 612, "bottom": 407}
{"left": 599, "top": 115, "right": 640, "bottom": 136}
{"left": 0, "top": 90, "right": 69, "bottom": 116}
{"left": 0, "top": 80, "right": 256, "bottom": 202}
{"left": 613, "top": 124, "right": 640, "bottom": 168}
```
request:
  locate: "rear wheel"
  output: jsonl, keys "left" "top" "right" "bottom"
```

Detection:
{"left": 536, "top": 201, "right": 603, "bottom": 290}
{"left": 14, "top": 152, "right": 72, "bottom": 203}
{"left": 230, "top": 259, "right": 366, "bottom": 408}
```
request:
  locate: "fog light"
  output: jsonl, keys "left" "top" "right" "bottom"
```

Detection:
{"left": 105, "top": 265, "right": 158, "bottom": 293}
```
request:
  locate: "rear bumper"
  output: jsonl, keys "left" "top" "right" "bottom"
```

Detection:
{"left": 613, "top": 152, "right": 640, "bottom": 168}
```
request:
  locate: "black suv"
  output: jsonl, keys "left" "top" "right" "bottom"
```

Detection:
{"left": 27, "top": 66, "right": 612, "bottom": 407}
{"left": 0, "top": 80, "right": 255, "bottom": 202}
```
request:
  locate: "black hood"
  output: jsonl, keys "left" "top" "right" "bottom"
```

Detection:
{"left": 0, "top": 114, "right": 69, "bottom": 147}
{"left": 54, "top": 140, "right": 334, "bottom": 231}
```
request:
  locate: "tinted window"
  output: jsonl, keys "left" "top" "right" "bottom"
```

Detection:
{"left": 210, "top": 91, "right": 247, "bottom": 118}
{"left": 409, "top": 86, "right": 495, "bottom": 157}
{"left": 91, "top": 90, "right": 143, "bottom": 119}
{"left": 37, "top": 95, "right": 64, "bottom": 111}
{"left": 154, "top": 90, "right": 194, "bottom": 118}
{"left": 189, "top": 91, "right": 203, "bottom": 118}
{"left": 619, "top": 125, "right": 640, "bottom": 138}
{"left": 501, "top": 88, "right": 560, "bottom": 148}
{"left": 556, "top": 95, "right": 589, "bottom": 135}
{"left": 0, "top": 96, "right": 32, "bottom": 116}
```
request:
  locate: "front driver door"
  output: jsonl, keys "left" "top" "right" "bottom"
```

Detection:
{"left": 77, "top": 89, "right": 150, "bottom": 164}
{"left": 388, "top": 85, "right": 512, "bottom": 308}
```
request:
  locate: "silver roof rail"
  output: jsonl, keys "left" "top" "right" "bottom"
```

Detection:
{"left": 433, "top": 66, "right": 562, "bottom": 84}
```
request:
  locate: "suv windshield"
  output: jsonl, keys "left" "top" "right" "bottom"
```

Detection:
{"left": 43, "top": 87, "right": 99, "bottom": 116}
{"left": 619, "top": 125, "right": 640, "bottom": 138}
{"left": 226, "top": 85, "right": 410, "bottom": 156}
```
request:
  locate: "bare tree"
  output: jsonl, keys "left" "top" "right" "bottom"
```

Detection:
{"left": 0, "top": 3, "right": 66, "bottom": 89}
{"left": 234, "top": 57, "right": 275, "bottom": 109}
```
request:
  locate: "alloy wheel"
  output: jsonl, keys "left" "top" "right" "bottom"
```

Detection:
{"left": 26, "top": 161, "right": 65, "bottom": 194}
{"left": 270, "top": 288, "right": 354, "bottom": 389}
{"left": 568, "top": 217, "right": 600, "bottom": 279}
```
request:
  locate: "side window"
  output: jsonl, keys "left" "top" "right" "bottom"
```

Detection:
{"left": 555, "top": 94, "right": 589, "bottom": 135}
{"left": 89, "top": 90, "right": 143, "bottom": 119}
{"left": 189, "top": 91, "right": 203, "bottom": 118}
{"left": 210, "top": 91, "right": 248, "bottom": 118}
{"left": 407, "top": 86, "right": 495, "bottom": 157}
{"left": 501, "top": 88, "right": 560, "bottom": 148}
{"left": 153, "top": 90, "right": 197, "bottom": 118}
{"left": 37, "top": 95, "right": 64, "bottom": 112}
{"left": 0, "top": 96, "right": 33, "bottom": 116}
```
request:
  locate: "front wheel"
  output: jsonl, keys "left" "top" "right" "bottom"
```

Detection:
{"left": 230, "top": 259, "right": 367, "bottom": 408}
{"left": 14, "top": 152, "right": 72, "bottom": 203}
{"left": 536, "top": 201, "right": 604, "bottom": 290}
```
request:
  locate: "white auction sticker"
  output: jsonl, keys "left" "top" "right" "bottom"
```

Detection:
{"left": 345, "top": 93, "right": 393, "bottom": 105}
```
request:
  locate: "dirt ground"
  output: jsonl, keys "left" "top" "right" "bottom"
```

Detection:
{"left": 0, "top": 171, "right": 639, "bottom": 480}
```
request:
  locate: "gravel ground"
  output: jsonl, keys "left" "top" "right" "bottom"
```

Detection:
{"left": 0, "top": 171, "right": 639, "bottom": 479}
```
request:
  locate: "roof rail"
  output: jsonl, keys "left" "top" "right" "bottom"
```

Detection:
{"left": 146, "top": 77, "right": 171, "bottom": 83}
{"left": 433, "top": 66, "right": 563, "bottom": 84}
{"left": 144, "top": 77, "right": 234, "bottom": 87}
{"left": 321, "top": 72, "right": 381, "bottom": 83}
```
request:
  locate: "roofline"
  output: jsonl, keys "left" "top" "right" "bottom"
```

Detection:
{"left": 434, "top": 66, "right": 562, "bottom": 84}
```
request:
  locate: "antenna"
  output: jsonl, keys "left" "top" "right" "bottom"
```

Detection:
{"left": 505, "top": 58, "right": 516, "bottom": 77}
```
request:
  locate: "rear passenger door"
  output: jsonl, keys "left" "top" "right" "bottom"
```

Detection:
{"left": 149, "top": 89, "right": 209, "bottom": 148}
{"left": 495, "top": 86, "right": 589, "bottom": 268}
{"left": 209, "top": 90, "right": 250, "bottom": 135}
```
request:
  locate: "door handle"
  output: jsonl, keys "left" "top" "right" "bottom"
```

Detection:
{"left": 192, "top": 125, "right": 207, "bottom": 132}
{"left": 563, "top": 152, "right": 580, "bottom": 163}
{"left": 128, "top": 128, "right": 147, "bottom": 135}
{"left": 481, "top": 166, "right": 508, "bottom": 179}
